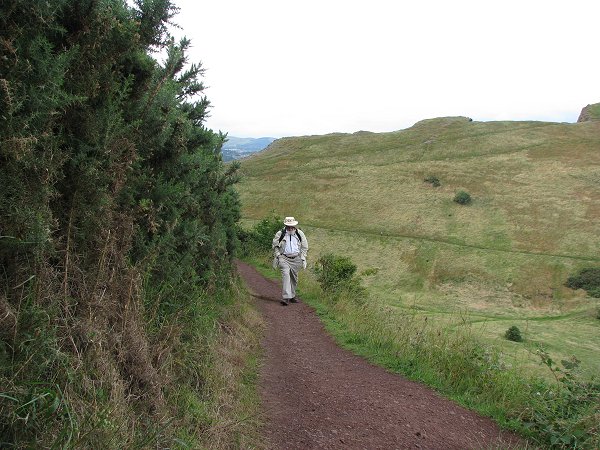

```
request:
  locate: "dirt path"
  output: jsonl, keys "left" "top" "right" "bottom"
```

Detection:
{"left": 236, "top": 261, "right": 525, "bottom": 449}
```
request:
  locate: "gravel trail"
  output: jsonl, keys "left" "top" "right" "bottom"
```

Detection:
{"left": 236, "top": 260, "right": 525, "bottom": 450}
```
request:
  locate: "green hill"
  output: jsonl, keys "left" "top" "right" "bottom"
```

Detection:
{"left": 238, "top": 116, "right": 600, "bottom": 378}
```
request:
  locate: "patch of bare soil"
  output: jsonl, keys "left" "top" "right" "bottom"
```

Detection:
{"left": 236, "top": 261, "right": 526, "bottom": 449}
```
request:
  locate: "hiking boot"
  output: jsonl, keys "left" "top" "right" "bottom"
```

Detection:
{"left": 280, "top": 299, "right": 289, "bottom": 306}
{"left": 289, "top": 297, "right": 298, "bottom": 303}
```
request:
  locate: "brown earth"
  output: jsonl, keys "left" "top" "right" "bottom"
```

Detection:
{"left": 236, "top": 260, "right": 527, "bottom": 450}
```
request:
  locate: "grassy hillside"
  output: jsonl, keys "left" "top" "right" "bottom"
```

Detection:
{"left": 238, "top": 117, "right": 600, "bottom": 378}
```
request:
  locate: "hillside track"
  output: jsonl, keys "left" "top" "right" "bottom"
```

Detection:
{"left": 310, "top": 224, "right": 600, "bottom": 263}
{"left": 236, "top": 260, "right": 526, "bottom": 450}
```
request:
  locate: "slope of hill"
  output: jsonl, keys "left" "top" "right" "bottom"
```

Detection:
{"left": 238, "top": 116, "right": 600, "bottom": 377}
{"left": 240, "top": 117, "right": 600, "bottom": 259}
{"left": 578, "top": 102, "right": 600, "bottom": 122}
{"left": 221, "top": 136, "right": 276, "bottom": 161}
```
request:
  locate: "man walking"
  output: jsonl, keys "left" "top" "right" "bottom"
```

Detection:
{"left": 272, "top": 217, "right": 309, "bottom": 306}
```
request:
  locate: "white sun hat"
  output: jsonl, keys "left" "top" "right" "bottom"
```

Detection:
{"left": 283, "top": 216, "right": 298, "bottom": 227}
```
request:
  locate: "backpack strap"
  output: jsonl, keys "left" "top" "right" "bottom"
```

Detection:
{"left": 278, "top": 228, "right": 303, "bottom": 244}
{"left": 277, "top": 227, "right": 286, "bottom": 243}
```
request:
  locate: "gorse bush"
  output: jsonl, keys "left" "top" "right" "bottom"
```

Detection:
{"left": 313, "top": 254, "right": 365, "bottom": 301}
{"left": 0, "top": 1, "right": 243, "bottom": 448}
{"left": 255, "top": 214, "right": 285, "bottom": 245}
{"left": 314, "top": 254, "right": 357, "bottom": 291}
{"left": 504, "top": 326, "right": 523, "bottom": 342}
{"left": 238, "top": 213, "right": 282, "bottom": 256}
{"left": 565, "top": 267, "right": 600, "bottom": 298}
{"left": 453, "top": 190, "right": 472, "bottom": 205}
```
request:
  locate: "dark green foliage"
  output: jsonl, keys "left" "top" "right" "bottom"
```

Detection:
{"left": 314, "top": 254, "right": 357, "bottom": 291}
{"left": 453, "top": 190, "right": 472, "bottom": 205}
{"left": 565, "top": 267, "right": 600, "bottom": 298}
{"left": 0, "top": 0, "right": 241, "bottom": 447}
{"left": 504, "top": 325, "right": 523, "bottom": 342}
{"left": 313, "top": 254, "right": 365, "bottom": 301}
{"left": 424, "top": 175, "right": 441, "bottom": 187}
{"left": 523, "top": 350, "right": 600, "bottom": 449}
{"left": 238, "top": 213, "right": 283, "bottom": 256}
{"left": 255, "top": 214, "right": 284, "bottom": 246}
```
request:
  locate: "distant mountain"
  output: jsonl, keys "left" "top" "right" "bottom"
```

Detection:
{"left": 221, "top": 136, "right": 276, "bottom": 161}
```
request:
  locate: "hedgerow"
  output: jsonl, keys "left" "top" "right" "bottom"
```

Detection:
{"left": 0, "top": 1, "right": 243, "bottom": 447}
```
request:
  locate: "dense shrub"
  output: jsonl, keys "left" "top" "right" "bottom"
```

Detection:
{"left": 565, "top": 267, "right": 600, "bottom": 298}
{"left": 453, "top": 190, "right": 472, "bottom": 205}
{"left": 0, "top": 1, "right": 242, "bottom": 447}
{"left": 504, "top": 325, "right": 523, "bottom": 342}
{"left": 424, "top": 175, "right": 441, "bottom": 187}
{"left": 524, "top": 350, "right": 600, "bottom": 449}
{"left": 313, "top": 254, "right": 365, "bottom": 301}
{"left": 314, "top": 254, "right": 357, "bottom": 291}
{"left": 238, "top": 213, "right": 283, "bottom": 255}
{"left": 255, "top": 215, "right": 284, "bottom": 249}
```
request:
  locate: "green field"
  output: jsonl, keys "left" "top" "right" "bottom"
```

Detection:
{"left": 238, "top": 116, "right": 600, "bottom": 380}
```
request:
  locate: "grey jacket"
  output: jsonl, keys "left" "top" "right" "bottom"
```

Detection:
{"left": 272, "top": 229, "right": 308, "bottom": 268}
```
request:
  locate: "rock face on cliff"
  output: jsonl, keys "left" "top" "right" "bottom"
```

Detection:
{"left": 577, "top": 103, "right": 600, "bottom": 122}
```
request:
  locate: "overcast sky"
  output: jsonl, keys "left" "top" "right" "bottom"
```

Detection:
{"left": 168, "top": 0, "right": 599, "bottom": 138}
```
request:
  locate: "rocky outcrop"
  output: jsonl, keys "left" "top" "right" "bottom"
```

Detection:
{"left": 577, "top": 103, "right": 600, "bottom": 122}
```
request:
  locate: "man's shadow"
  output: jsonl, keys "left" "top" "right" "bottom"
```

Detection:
{"left": 249, "top": 292, "right": 280, "bottom": 303}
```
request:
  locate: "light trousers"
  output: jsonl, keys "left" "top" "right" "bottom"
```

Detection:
{"left": 279, "top": 255, "right": 303, "bottom": 300}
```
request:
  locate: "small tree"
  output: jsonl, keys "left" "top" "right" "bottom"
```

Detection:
{"left": 454, "top": 190, "right": 472, "bottom": 205}
{"left": 314, "top": 254, "right": 357, "bottom": 292}
{"left": 238, "top": 213, "right": 282, "bottom": 255}
{"left": 505, "top": 325, "right": 523, "bottom": 342}
{"left": 254, "top": 214, "right": 284, "bottom": 248}
{"left": 565, "top": 267, "right": 600, "bottom": 298}
{"left": 313, "top": 254, "right": 366, "bottom": 302}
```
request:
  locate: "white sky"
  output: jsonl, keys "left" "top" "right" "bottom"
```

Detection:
{"left": 168, "top": 0, "right": 599, "bottom": 138}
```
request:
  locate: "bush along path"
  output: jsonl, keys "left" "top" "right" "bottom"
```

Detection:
{"left": 236, "top": 261, "right": 526, "bottom": 449}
